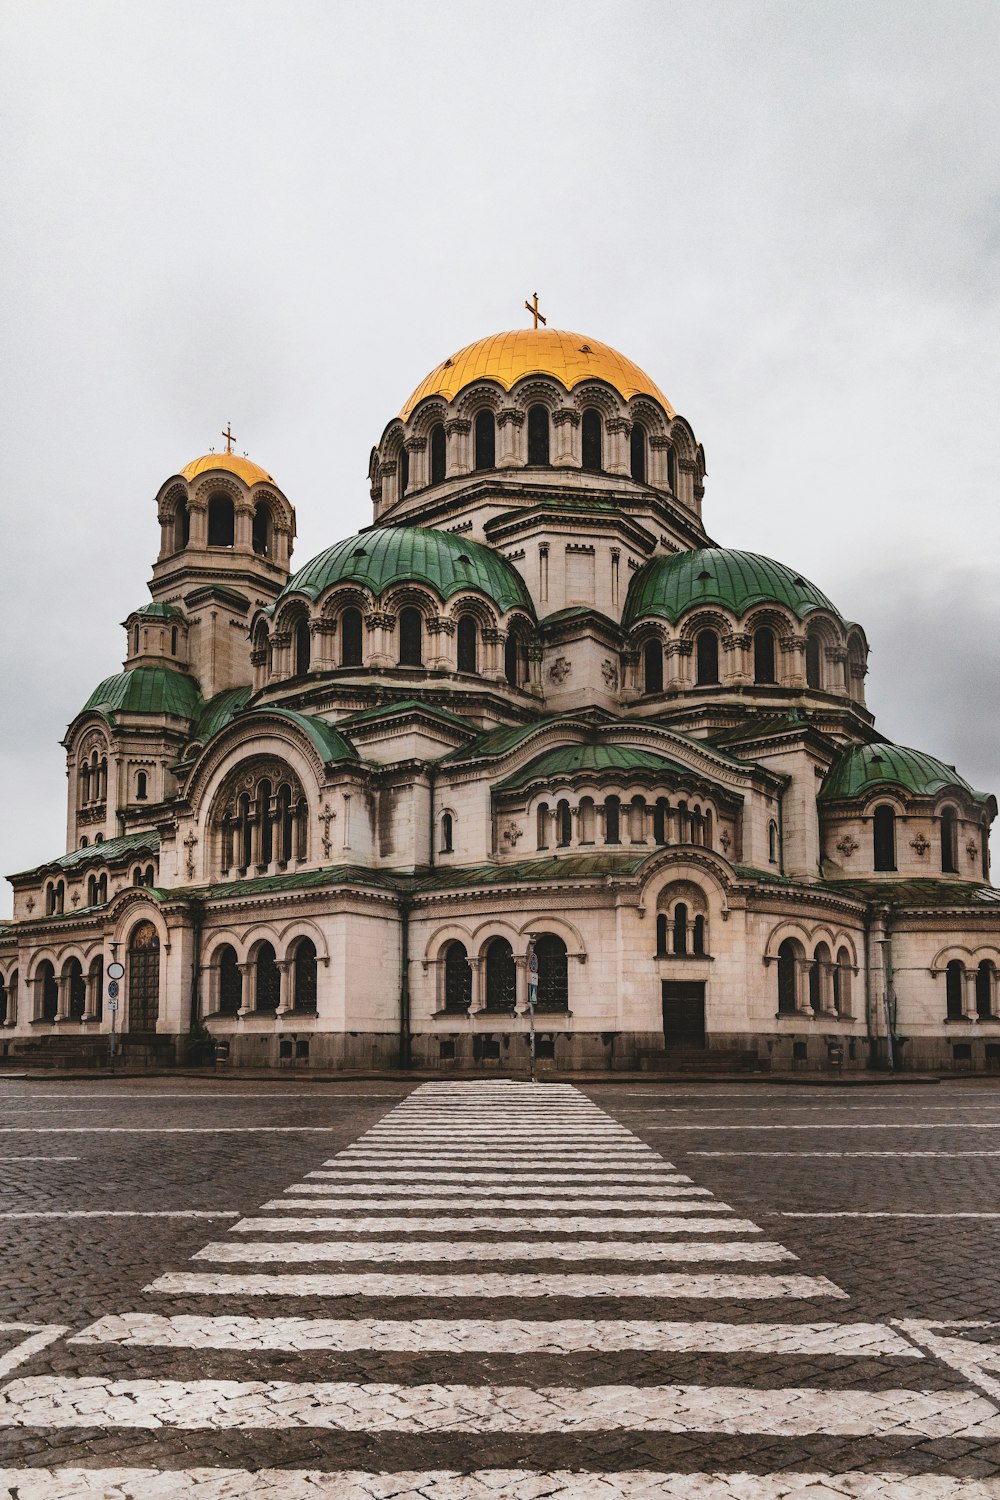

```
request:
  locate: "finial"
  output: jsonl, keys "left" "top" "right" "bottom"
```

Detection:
{"left": 524, "top": 292, "right": 547, "bottom": 330}
{"left": 222, "top": 422, "right": 236, "bottom": 454}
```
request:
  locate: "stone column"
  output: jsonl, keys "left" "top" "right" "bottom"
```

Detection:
{"left": 648, "top": 434, "right": 671, "bottom": 490}
{"left": 826, "top": 646, "right": 849, "bottom": 693}
{"left": 665, "top": 639, "right": 692, "bottom": 691}
{"left": 527, "top": 644, "right": 544, "bottom": 696}
{"left": 497, "top": 408, "right": 524, "bottom": 469}
{"left": 187, "top": 498, "right": 208, "bottom": 550}
{"left": 313, "top": 618, "right": 338, "bottom": 670}
{"left": 275, "top": 960, "right": 293, "bottom": 1016}
{"left": 404, "top": 436, "right": 426, "bottom": 491}
{"left": 606, "top": 416, "right": 632, "bottom": 476}
{"left": 620, "top": 649, "right": 641, "bottom": 699}
{"left": 470, "top": 956, "right": 485, "bottom": 1011}
{"left": 366, "top": 610, "right": 396, "bottom": 667}
{"left": 273, "top": 522, "right": 292, "bottom": 571}
{"left": 235, "top": 502, "right": 254, "bottom": 551}
{"left": 269, "top": 631, "right": 291, "bottom": 678}
{"left": 552, "top": 408, "right": 580, "bottom": 467}
{"left": 377, "top": 459, "right": 397, "bottom": 509}
{"left": 445, "top": 418, "right": 471, "bottom": 476}
{"left": 515, "top": 954, "right": 529, "bottom": 1012}
{"left": 482, "top": 627, "right": 506, "bottom": 681}
{"left": 963, "top": 969, "right": 980, "bottom": 1022}
{"left": 54, "top": 972, "right": 73, "bottom": 1024}
{"left": 677, "top": 457, "right": 697, "bottom": 511}
{"left": 724, "top": 632, "right": 752, "bottom": 686}
{"left": 426, "top": 616, "right": 455, "bottom": 670}
{"left": 780, "top": 635, "right": 808, "bottom": 689}
{"left": 236, "top": 963, "right": 254, "bottom": 1017}
{"left": 795, "top": 960, "right": 814, "bottom": 1016}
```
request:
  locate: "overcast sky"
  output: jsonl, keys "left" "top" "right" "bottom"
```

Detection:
{"left": 2, "top": 0, "right": 998, "bottom": 911}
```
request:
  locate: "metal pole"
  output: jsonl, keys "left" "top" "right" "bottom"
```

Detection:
{"left": 526, "top": 937, "right": 538, "bottom": 1084}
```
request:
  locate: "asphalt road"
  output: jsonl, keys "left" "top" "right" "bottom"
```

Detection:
{"left": 0, "top": 1074, "right": 998, "bottom": 1497}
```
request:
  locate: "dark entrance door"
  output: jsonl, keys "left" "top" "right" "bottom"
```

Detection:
{"left": 662, "top": 981, "right": 706, "bottom": 1049}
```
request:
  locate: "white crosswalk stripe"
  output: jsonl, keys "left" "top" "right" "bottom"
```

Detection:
{"left": 1, "top": 1078, "right": 995, "bottom": 1500}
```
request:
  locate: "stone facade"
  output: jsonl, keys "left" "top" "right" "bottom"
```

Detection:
{"left": 2, "top": 326, "right": 998, "bottom": 1073}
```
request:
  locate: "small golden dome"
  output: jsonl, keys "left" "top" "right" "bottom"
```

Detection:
{"left": 400, "top": 327, "right": 674, "bottom": 421}
{"left": 180, "top": 453, "right": 273, "bottom": 485}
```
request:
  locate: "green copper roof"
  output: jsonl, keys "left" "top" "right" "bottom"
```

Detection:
{"left": 417, "top": 852, "right": 651, "bottom": 891}
{"left": 280, "top": 526, "right": 534, "bottom": 615}
{"left": 623, "top": 548, "right": 840, "bottom": 627}
{"left": 80, "top": 667, "right": 200, "bottom": 723}
{"left": 443, "top": 717, "right": 560, "bottom": 763}
{"left": 257, "top": 709, "right": 358, "bottom": 764}
{"left": 339, "top": 699, "right": 472, "bottom": 732}
{"left": 820, "top": 742, "right": 990, "bottom": 804}
{"left": 20, "top": 832, "right": 160, "bottom": 879}
{"left": 191, "top": 687, "right": 253, "bottom": 743}
{"left": 131, "top": 601, "right": 184, "bottom": 619}
{"left": 495, "top": 742, "right": 691, "bottom": 792}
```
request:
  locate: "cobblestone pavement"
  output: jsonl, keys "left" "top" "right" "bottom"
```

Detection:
{"left": 0, "top": 1075, "right": 999, "bottom": 1496}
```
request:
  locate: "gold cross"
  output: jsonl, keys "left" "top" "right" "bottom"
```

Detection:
{"left": 524, "top": 292, "right": 547, "bottom": 330}
{"left": 222, "top": 422, "right": 236, "bottom": 454}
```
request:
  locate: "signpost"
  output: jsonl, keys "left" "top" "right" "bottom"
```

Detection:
{"left": 527, "top": 941, "right": 539, "bottom": 1084}
{"left": 107, "top": 956, "right": 124, "bottom": 1071}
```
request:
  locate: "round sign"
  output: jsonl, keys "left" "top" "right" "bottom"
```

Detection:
{"left": 107, "top": 979, "right": 120, "bottom": 1000}
{"left": 107, "top": 962, "right": 124, "bottom": 980}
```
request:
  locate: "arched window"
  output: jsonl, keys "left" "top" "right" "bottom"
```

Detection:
{"left": 207, "top": 493, "right": 235, "bottom": 548}
{"left": 672, "top": 903, "right": 688, "bottom": 955}
{"left": 983, "top": 821, "right": 991, "bottom": 882}
{"left": 484, "top": 937, "right": 516, "bottom": 1012}
{"left": 556, "top": 799, "right": 572, "bottom": 847}
{"left": 577, "top": 796, "right": 596, "bottom": 844}
{"left": 443, "top": 942, "right": 472, "bottom": 1013}
{"left": 143, "top": 865, "right": 155, "bottom": 888}
{"left": 132, "top": 624, "right": 140, "bottom": 657}
{"left": 527, "top": 404, "right": 550, "bottom": 465}
{"left": 294, "top": 617, "right": 311, "bottom": 675}
{"left": 805, "top": 633, "right": 822, "bottom": 689}
{"left": 754, "top": 628, "right": 776, "bottom": 684}
{"left": 604, "top": 795, "right": 621, "bottom": 845}
{"left": 535, "top": 934, "right": 569, "bottom": 1011}
{"left": 581, "top": 409, "right": 603, "bottom": 471}
{"left": 835, "top": 947, "right": 852, "bottom": 1015}
{"left": 87, "top": 875, "right": 97, "bottom": 907}
{"left": 136, "top": 771, "right": 148, "bottom": 802}
{"left": 175, "top": 500, "right": 190, "bottom": 551}
{"left": 217, "top": 945, "right": 242, "bottom": 1016}
{"left": 812, "top": 942, "right": 832, "bottom": 1013}
{"left": 977, "top": 961, "right": 995, "bottom": 1021}
{"left": 399, "top": 607, "right": 423, "bottom": 667}
{"left": 769, "top": 820, "right": 779, "bottom": 863}
{"left": 505, "top": 630, "right": 528, "bottom": 687}
{"left": 238, "top": 792, "right": 253, "bottom": 870}
{"left": 693, "top": 914, "right": 706, "bottom": 955}
{"left": 777, "top": 938, "right": 799, "bottom": 1015}
{"left": 941, "top": 806, "right": 958, "bottom": 874}
{"left": 440, "top": 811, "right": 454, "bottom": 853}
{"left": 292, "top": 938, "right": 318, "bottom": 1013}
{"left": 536, "top": 802, "right": 550, "bottom": 850}
{"left": 629, "top": 795, "right": 647, "bottom": 844}
{"left": 643, "top": 639, "right": 663, "bottom": 694}
{"left": 666, "top": 447, "right": 677, "bottom": 491}
{"left": 398, "top": 445, "right": 409, "bottom": 498}
{"left": 696, "top": 629, "right": 719, "bottom": 685}
{"left": 38, "top": 961, "right": 58, "bottom": 1023}
{"left": 66, "top": 958, "right": 86, "bottom": 1021}
{"left": 653, "top": 798, "right": 669, "bottom": 846}
{"left": 945, "top": 959, "right": 965, "bottom": 1020}
{"left": 252, "top": 502, "right": 271, "bottom": 556}
{"left": 0, "top": 974, "right": 7, "bottom": 1027}
{"left": 457, "top": 616, "right": 478, "bottom": 674}
{"left": 132, "top": 866, "right": 143, "bottom": 888}
{"left": 873, "top": 804, "right": 896, "bottom": 872}
{"left": 341, "top": 607, "right": 363, "bottom": 667}
{"left": 430, "top": 423, "right": 447, "bottom": 484}
{"left": 257, "top": 778, "right": 273, "bottom": 866}
{"left": 630, "top": 422, "right": 647, "bottom": 483}
{"left": 254, "top": 942, "right": 280, "bottom": 1014}
{"left": 171, "top": 626, "right": 178, "bottom": 656}
{"left": 128, "top": 921, "right": 160, "bottom": 1033}
{"left": 474, "top": 410, "right": 495, "bottom": 470}
{"left": 656, "top": 913, "right": 668, "bottom": 956}
{"left": 276, "top": 784, "right": 295, "bottom": 863}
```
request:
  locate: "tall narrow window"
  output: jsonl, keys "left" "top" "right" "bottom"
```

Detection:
{"left": 258, "top": 778, "right": 273, "bottom": 866}
{"left": 238, "top": 793, "right": 253, "bottom": 869}
{"left": 484, "top": 938, "right": 516, "bottom": 1012}
{"left": 171, "top": 626, "right": 178, "bottom": 655}
{"left": 536, "top": 802, "right": 550, "bottom": 849}
{"left": 835, "top": 947, "right": 853, "bottom": 1015}
{"left": 294, "top": 617, "right": 311, "bottom": 675}
{"left": 777, "top": 939, "right": 799, "bottom": 1014}
{"left": 643, "top": 639, "right": 663, "bottom": 693}
{"left": 581, "top": 409, "right": 603, "bottom": 470}
{"left": 656, "top": 913, "right": 668, "bottom": 956}
{"left": 38, "top": 961, "right": 58, "bottom": 1023}
{"left": 630, "top": 422, "right": 647, "bottom": 482}
{"left": 398, "top": 445, "right": 409, "bottom": 498}
{"left": 398, "top": 608, "right": 423, "bottom": 667}
{"left": 945, "top": 959, "right": 964, "bottom": 1020}
{"left": 873, "top": 804, "right": 896, "bottom": 871}
{"left": 217, "top": 945, "right": 242, "bottom": 1015}
{"left": 535, "top": 934, "right": 569, "bottom": 1011}
{"left": 292, "top": 938, "right": 318, "bottom": 1013}
{"left": 977, "top": 961, "right": 994, "bottom": 1021}
{"left": 457, "top": 616, "right": 478, "bottom": 674}
{"left": 440, "top": 811, "right": 454, "bottom": 853}
{"left": 754, "top": 627, "right": 776, "bottom": 684}
{"left": 653, "top": 798, "right": 669, "bottom": 845}
{"left": 527, "top": 404, "right": 550, "bottom": 465}
{"left": 430, "top": 423, "right": 447, "bottom": 484}
{"left": 252, "top": 503, "right": 271, "bottom": 556}
{"left": 805, "top": 633, "right": 822, "bottom": 689}
{"left": 696, "top": 629, "right": 719, "bottom": 685}
{"left": 443, "top": 942, "right": 472, "bottom": 1012}
{"left": 672, "top": 903, "right": 688, "bottom": 955}
{"left": 276, "top": 784, "right": 294, "bottom": 862}
{"left": 556, "top": 799, "right": 572, "bottom": 847}
{"left": 941, "top": 806, "right": 958, "bottom": 873}
{"left": 136, "top": 771, "right": 148, "bottom": 801}
{"left": 604, "top": 795, "right": 621, "bottom": 845}
{"left": 66, "top": 959, "right": 86, "bottom": 1021}
{"left": 768, "top": 820, "right": 778, "bottom": 863}
{"left": 474, "top": 410, "right": 495, "bottom": 470}
{"left": 341, "top": 607, "right": 363, "bottom": 667}
{"left": 667, "top": 447, "right": 677, "bottom": 491}
{"left": 176, "top": 500, "right": 190, "bottom": 550}
{"left": 505, "top": 630, "right": 527, "bottom": 687}
{"left": 254, "top": 942, "right": 280, "bottom": 1013}
{"left": 207, "top": 494, "right": 235, "bottom": 547}
{"left": 578, "top": 796, "right": 596, "bottom": 843}
{"left": 693, "top": 914, "right": 706, "bottom": 955}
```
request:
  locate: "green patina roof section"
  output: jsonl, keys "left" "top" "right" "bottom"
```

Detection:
{"left": 192, "top": 687, "right": 253, "bottom": 743}
{"left": 280, "top": 526, "right": 534, "bottom": 614}
{"left": 819, "top": 878, "right": 997, "bottom": 909}
{"left": 820, "top": 742, "right": 990, "bottom": 804}
{"left": 259, "top": 710, "right": 359, "bottom": 764}
{"left": 29, "top": 832, "right": 160, "bottom": 877}
{"left": 80, "top": 667, "right": 201, "bottom": 723}
{"left": 495, "top": 742, "right": 692, "bottom": 792}
{"left": 169, "top": 863, "right": 397, "bottom": 902}
{"left": 339, "top": 699, "right": 473, "bottom": 732}
{"left": 443, "top": 717, "right": 560, "bottom": 763}
{"left": 623, "top": 548, "right": 840, "bottom": 627}
{"left": 417, "top": 852, "right": 651, "bottom": 891}
{"left": 132, "top": 601, "right": 184, "bottom": 619}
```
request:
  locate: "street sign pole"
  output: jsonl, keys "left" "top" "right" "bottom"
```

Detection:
{"left": 107, "top": 949, "right": 124, "bottom": 1074}
{"left": 527, "top": 939, "right": 539, "bottom": 1085}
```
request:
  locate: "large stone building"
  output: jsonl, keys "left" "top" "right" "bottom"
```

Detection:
{"left": 3, "top": 324, "right": 999, "bottom": 1072}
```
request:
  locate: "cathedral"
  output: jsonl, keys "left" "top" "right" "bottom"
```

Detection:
{"left": 3, "top": 319, "right": 999, "bottom": 1074}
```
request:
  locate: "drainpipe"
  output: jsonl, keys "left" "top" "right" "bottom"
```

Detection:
{"left": 777, "top": 790, "right": 786, "bottom": 878}
{"left": 399, "top": 895, "right": 412, "bottom": 1069}
{"left": 188, "top": 898, "right": 203, "bottom": 1028}
{"left": 428, "top": 766, "right": 436, "bottom": 871}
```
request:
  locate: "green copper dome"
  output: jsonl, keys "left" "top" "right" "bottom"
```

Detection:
{"left": 280, "top": 526, "right": 533, "bottom": 615}
{"left": 623, "top": 548, "right": 840, "bottom": 628}
{"left": 820, "top": 742, "right": 989, "bottom": 804}
{"left": 496, "top": 742, "right": 691, "bottom": 791}
{"left": 80, "top": 667, "right": 200, "bottom": 723}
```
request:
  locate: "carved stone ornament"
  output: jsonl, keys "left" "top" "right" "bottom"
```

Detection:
{"left": 548, "top": 656, "right": 572, "bottom": 684}
{"left": 601, "top": 659, "right": 619, "bottom": 690}
{"left": 967, "top": 841, "right": 979, "bottom": 860}
{"left": 836, "top": 834, "right": 859, "bottom": 857}
{"left": 25, "top": 896, "right": 35, "bottom": 913}
{"left": 501, "top": 822, "right": 523, "bottom": 846}
{"left": 183, "top": 831, "right": 199, "bottom": 878}
{"left": 319, "top": 804, "right": 336, "bottom": 859}
{"left": 719, "top": 830, "right": 732, "bottom": 853}
{"left": 70, "top": 890, "right": 80, "bottom": 907}
{"left": 910, "top": 833, "right": 931, "bottom": 857}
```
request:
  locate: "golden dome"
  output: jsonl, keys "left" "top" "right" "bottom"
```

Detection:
{"left": 180, "top": 453, "right": 273, "bottom": 485}
{"left": 400, "top": 327, "right": 675, "bottom": 421}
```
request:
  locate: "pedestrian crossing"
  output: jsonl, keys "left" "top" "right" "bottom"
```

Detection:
{"left": 0, "top": 1079, "right": 997, "bottom": 1497}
